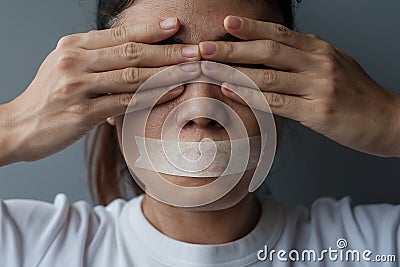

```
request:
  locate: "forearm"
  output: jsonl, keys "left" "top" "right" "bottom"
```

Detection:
{"left": 0, "top": 102, "right": 24, "bottom": 166}
{"left": 371, "top": 89, "right": 400, "bottom": 158}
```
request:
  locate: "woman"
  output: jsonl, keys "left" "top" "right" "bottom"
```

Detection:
{"left": 0, "top": 0, "right": 399, "bottom": 266}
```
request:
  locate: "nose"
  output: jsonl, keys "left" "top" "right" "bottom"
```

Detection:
{"left": 175, "top": 83, "right": 229, "bottom": 129}
{"left": 187, "top": 117, "right": 218, "bottom": 128}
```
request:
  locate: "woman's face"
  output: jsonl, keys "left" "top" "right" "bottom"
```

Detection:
{"left": 115, "top": 0, "right": 281, "bottom": 205}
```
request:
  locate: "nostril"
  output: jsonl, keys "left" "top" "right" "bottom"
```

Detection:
{"left": 175, "top": 98, "right": 230, "bottom": 130}
{"left": 183, "top": 118, "right": 222, "bottom": 129}
{"left": 209, "top": 119, "right": 221, "bottom": 128}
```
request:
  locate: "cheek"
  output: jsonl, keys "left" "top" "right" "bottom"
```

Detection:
{"left": 144, "top": 100, "right": 179, "bottom": 139}
{"left": 228, "top": 103, "right": 260, "bottom": 137}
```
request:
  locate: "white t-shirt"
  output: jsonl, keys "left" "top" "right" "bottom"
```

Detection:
{"left": 0, "top": 193, "right": 399, "bottom": 266}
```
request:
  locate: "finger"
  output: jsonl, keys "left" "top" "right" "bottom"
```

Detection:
{"left": 127, "top": 84, "right": 185, "bottom": 112}
{"left": 224, "top": 16, "right": 321, "bottom": 51}
{"left": 221, "top": 83, "right": 308, "bottom": 121}
{"left": 88, "top": 62, "right": 201, "bottom": 95}
{"left": 86, "top": 42, "right": 199, "bottom": 72}
{"left": 199, "top": 40, "right": 314, "bottom": 72}
{"left": 89, "top": 85, "right": 185, "bottom": 119}
{"left": 74, "top": 18, "right": 180, "bottom": 50}
{"left": 237, "top": 67, "right": 313, "bottom": 96}
{"left": 201, "top": 61, "right": 313, "bottom": 96}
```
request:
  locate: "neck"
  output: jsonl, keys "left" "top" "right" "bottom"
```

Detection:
{"left": 141, "top": 193, "right": 261, "bottom": 244}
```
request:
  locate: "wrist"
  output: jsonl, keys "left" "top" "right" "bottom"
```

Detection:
{"left": 0, "top": 102, "right": 14, "bottom": 165}
{"left": 0, "top": 100, "right": 27, "bottom": 165}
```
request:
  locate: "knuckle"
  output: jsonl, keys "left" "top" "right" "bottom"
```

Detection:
{"left": 57, "top": 51, "right": 80, "bottom": 70}
{"left": 56, "top": 76, "right": 84, "bottom": 96}
{"left": 122, "top": 67, "right": 141, "bottom": 85}
{"left": 322, "top": 77, "right": 341, "bottom": 100}
{"left": 223, "top": 42, "right": 236, "bottom": 58}
{"left": 84, "top": 30, "right": 100, "bottom": 45}
{"left": 57, "top": 34, "right": 80, "bottom": 48}
{"left": 118, "top": 93, "right": 133, "bottom": 106}
{"left": 163, "top": 45, "right": 175, "bottom": 61}
{"left": 320, "top": 76, "right": 337, "bottom": 90}
{"left": 319, "top": 54, "right": 338, "bottom": 74}
{"left": 267, "top": 93, "right": 285, "bottom": 108}
{"left": 112, "top": 25, "right": 128, "bottom": 43}
{"left": 247, "top": 19, "right": 257, "bottom": 33}
{"left": 273, "top": 24, "right": 291, "bottom": 40}
{"left": 122, "top": 42, "right": 141, "bottom": 62}
{"left": 263, "top": 40, "right": 280, "bottom": 56}
{"left": 262, "top": 70, "right": 278, "bottom": 87}
{"left": 81, "top": 30, "right": 102, "bottom": 45}
{"left": 307, "top": 33, "right": 319, "bottom": 39}
{"left": 94, "top": 47, "right": 105, "bottom": 60}
{"left": 319, "top": 40, "right": 335, "bottom": 54}
{"left": 87, "top": 29, "right": 100, "bottom": 38}
{"left": 317, "top": 100, "right": 336, "bottom": 121}
{"left": 141, "top": 23, "right": 152, "bottom": 35}
{"left": 67, "top": 102, "right": 91, "bottom": 117}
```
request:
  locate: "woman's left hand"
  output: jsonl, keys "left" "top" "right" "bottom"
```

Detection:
{"left": 199, "top": 16, "right": 400, "bottom": 157}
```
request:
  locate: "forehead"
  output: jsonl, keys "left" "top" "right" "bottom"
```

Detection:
{"left": 120, "top": 0, "right": 281, "bottom": 44}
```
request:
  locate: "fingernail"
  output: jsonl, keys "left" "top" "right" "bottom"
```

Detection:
{"left": 200, "top": 42, "right": 217, "bottom": 56}
{"left": 106, "top": 117, "right": 116, "bottom": 125}
{"left": 182, "top": 45, "right": 199, "bottom": 58}
{"left": 160, "top": 17, "right": 178, "bottom": 30}
{"left": 180, "top": 62, "right": 198, "bottom": 72}
{"left": 225, "top": 16, "right": 242, "bottom": 30}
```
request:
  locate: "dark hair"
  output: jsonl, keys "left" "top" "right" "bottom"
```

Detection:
{"left": 87, "top": 0, "right": 298, "bottom": 205}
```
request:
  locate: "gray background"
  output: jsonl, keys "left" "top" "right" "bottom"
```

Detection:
{"left": 0, "top": 0, "right": 399, "bottom": 206}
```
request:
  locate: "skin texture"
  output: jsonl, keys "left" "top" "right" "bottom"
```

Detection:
{"left": 113, "top": 0, "right": 278, "bottom": 244}
{"left": 114, "top": 0, "right": 399, "bottom": 243}
{"left": 0, "top": 0, "right": 399, "bottom": 245}
{"left": 0, "top": 18, "right": 201, "bottom": 166}
{"left": 200, "top": 16, "right": 400, "bottom": 157}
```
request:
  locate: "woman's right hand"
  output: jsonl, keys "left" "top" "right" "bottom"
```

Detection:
{"left": 0, "top": 17, "right": 200, "bottom": 166}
